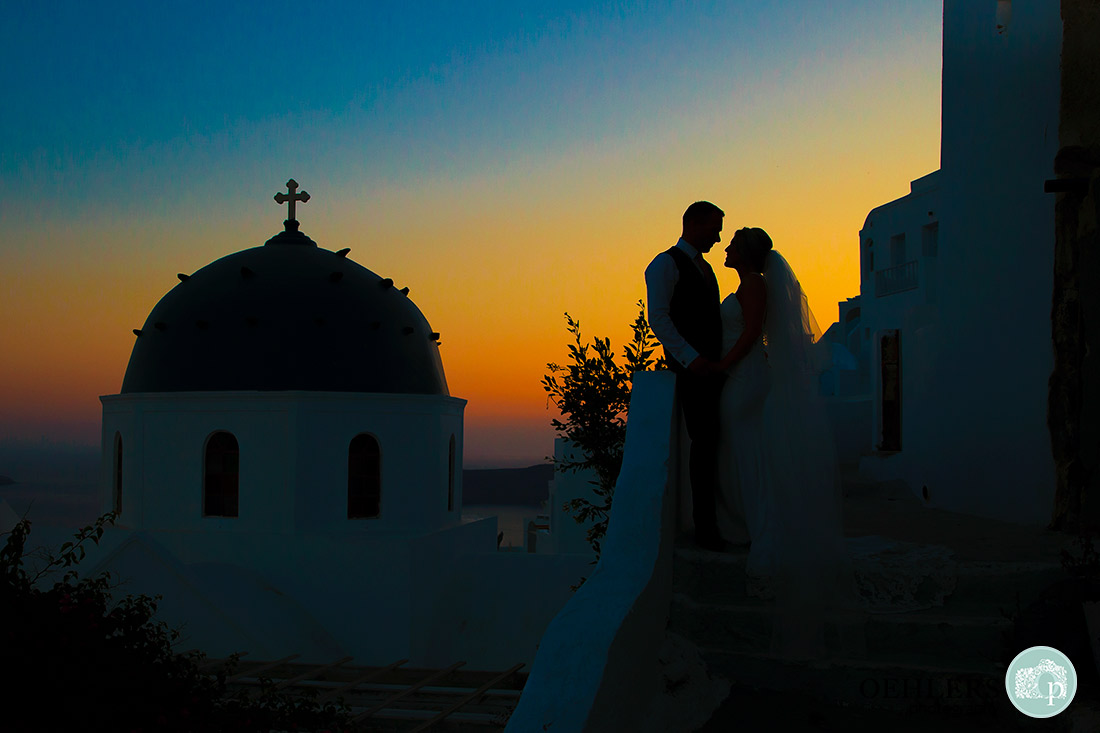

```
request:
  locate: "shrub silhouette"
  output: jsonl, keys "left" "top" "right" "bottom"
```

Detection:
{"left": 542, "top": 300, "right": 666, "bottom": 559}
{"left": 0, "top": 513, "right": 352, "bottom": 732}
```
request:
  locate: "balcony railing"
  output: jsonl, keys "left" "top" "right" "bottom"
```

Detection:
{"left": 875, "top": 260, "right": 918, "bottom": 297}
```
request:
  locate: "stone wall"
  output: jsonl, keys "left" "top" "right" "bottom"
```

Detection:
{"left": 1049, "top": 0, "right": 1100, "bottom": 531}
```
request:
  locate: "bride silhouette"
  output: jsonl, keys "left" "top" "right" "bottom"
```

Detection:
{"left": 714, "top": 227, "right": 863, "bottom": 660}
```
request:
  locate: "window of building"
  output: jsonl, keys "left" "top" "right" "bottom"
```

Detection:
{"left": 113, "top": 432, "right": 123, "bottom": 516}
{"left": 448, "top": 434, "right": 456, "bottom": 512}
{"left": 864, "top": 238, "right": 874, "bottom": 273}
{"left": 879, "top": 331, "right": 902, "bottom": 451}
{"left": 922, "top": 222, "right": 939, "bottom": 257}
{"left": 348, "top": 433, "right": 381, "bottom": 519}
{"left": 203, "top": 431, "right": 239, "bottom": 517}
{"left": 890, "top": 234, "right": 907, "bottom": 266}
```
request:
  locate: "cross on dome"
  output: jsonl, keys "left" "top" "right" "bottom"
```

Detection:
{"left": 274, "top": 179, "right": 310, "bottom": 225}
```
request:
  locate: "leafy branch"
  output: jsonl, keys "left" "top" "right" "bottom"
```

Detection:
{"left": 542, "top": 299, "right": 666, "bottom": 559}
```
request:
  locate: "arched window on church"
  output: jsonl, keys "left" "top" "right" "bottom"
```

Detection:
{"left": 448, "top": 434, "right": 456, "bottom": 512}
{"left": 348, "top": 434, "right": 381, "bottom": 519}
{"left": 203, "top": 431, "right": 239, "bottom": 517}
{"left": 113, "top": 432, "right": 123, "bottom": 516}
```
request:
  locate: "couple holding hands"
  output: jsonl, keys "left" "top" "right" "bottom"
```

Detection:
{"left": 645, "top": 201, "right": 858, "bottom": 657}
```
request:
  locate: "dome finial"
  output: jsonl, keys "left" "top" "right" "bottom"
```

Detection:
{"left": 273, "top": 179, "right": 311, "bottom": 231}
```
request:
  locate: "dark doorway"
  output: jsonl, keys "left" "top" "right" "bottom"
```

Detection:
{"left": 880, "top": 330, "right": 902, "bottom": 451}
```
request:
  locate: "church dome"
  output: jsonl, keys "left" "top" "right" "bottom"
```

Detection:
{"left": 121, "top": 190, "right": 448, "bottom": 396}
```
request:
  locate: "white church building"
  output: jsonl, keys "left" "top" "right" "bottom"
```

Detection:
{"left": 84, "top": 182, "right": 590, "bottom": 668}
{"left": 824, "top": 0, "right": 1062, "bottom": 524}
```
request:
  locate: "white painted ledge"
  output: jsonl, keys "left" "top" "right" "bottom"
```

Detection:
{"left": 505, "top": 371, "right": 680, "bottom": 732}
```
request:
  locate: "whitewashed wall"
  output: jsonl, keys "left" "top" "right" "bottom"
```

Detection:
{"left": 411, "top": 533, "right": 594, "bottom": 669}
{"left": 100, "top": 391, "right": 465, "bottom": 533}
{"left": 92, "top": 389, "right": 595, "bottom": 669}
{"left": 507, "top": 371, "right": 680, "bottom": 732}
{"left": 899, "top": 0, "right": 1060, "bottom": 522}
{"left": 82, "top": 517, "right": 495, "bottom": 666}
{"left": 538, "top": 437, "right": 601, "bottom": 557}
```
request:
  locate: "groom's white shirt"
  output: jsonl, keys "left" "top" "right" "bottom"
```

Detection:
{"left": 645, "top": 238, "right": 710, "bottom": 368}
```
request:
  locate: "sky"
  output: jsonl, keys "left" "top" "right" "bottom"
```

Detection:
{"left": 1, "top": 1, "right": 943, "bottom": 468}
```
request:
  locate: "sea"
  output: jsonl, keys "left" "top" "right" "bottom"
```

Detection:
{"left": 1, "top": 481, "right": 101, "bottom": 530}
{"left": 0, "top": 480, "right": 544, "bottom": 552}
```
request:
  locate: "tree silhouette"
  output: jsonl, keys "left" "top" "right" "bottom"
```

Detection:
{"left": 542, "top": 299, "right": 667, "bottom": 558}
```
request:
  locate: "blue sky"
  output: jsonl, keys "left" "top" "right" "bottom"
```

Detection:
{"left": 3, "top": 2, "right": 940, "bottom": 219}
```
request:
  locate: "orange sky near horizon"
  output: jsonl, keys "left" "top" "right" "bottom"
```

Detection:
{"left": 2, "top": 139, "right": 938, "bottom": 464}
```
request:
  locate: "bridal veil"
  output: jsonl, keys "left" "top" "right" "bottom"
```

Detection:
{"left": 759, "top": 250, "right": 865, "bottom": 660}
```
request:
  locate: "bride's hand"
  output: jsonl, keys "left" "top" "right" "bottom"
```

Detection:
{"left": 688, "top": 356, "right": 721, "bottom": 375}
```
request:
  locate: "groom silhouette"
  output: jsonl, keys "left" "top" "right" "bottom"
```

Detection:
{"left": 645, "top": 201, "right": 726, "bottom": 551}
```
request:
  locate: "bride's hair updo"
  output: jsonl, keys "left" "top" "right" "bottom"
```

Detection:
{"left": 737, "top": 227, "right": 773, "bottom": 273}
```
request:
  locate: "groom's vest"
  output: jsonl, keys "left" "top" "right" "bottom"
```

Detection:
{"left": 665, "top": 246, "right": 722, "bottom": 372}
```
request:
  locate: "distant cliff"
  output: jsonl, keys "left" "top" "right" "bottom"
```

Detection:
{"left": 463, "top": 464, "right": 554, "bottom": 506}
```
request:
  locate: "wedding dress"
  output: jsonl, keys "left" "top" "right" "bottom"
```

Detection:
{"left": 714, "top": 292, "right": 772, "bottom": 575}
{"left": 716, "top": 251, "right": 864, "bottom": 660}
{"left": 714, "top": 253, "right": 961, "bottom": 660}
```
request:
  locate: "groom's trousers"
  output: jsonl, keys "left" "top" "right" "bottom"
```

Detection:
{"left": 676, "top": 370, "right": 725, "bottom": 543}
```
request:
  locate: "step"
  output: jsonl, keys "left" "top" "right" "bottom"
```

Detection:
{"left": 942, "top": 560, "right": 1066, "bottom": 611}
{"left": 672, "top": 548, "right": 755, "bottom": 603}
{"left": 696, "top": 647, "right": 1007, "bottom": 713}
{"left": 673, "top": 548, "right": 1066, "bottom": 614}
{"left": 669, "top": 592, "right": 1011, "bottom": 666}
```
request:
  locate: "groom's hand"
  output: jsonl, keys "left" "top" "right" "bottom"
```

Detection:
{"left": 687, "top": 356, "right": 720, "bottom": 375}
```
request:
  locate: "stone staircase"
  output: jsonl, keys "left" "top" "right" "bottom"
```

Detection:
{"left": 669, "top": 539, "right": 1069, "bottom": 718}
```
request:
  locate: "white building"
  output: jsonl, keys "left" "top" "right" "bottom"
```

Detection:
{"left": 836, "top": 0, "right": 1061, "bottom": 523}
{"left": 84, "top": 192, "right": 589, "bottom": 667}
{"left": 818, "top": 171, "right": 942, "bottom": 469}
{"left": 533, "top": 438, "right": 601, "bottom": 557}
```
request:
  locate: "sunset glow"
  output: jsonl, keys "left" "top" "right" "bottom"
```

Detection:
{"left": 1, "top": 2, "right": 943, "bottom": 466}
